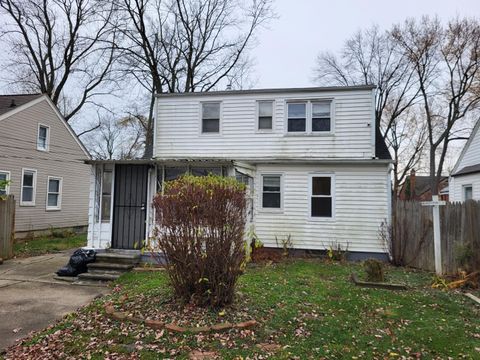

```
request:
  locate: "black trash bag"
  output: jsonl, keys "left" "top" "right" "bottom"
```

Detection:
{"left": 56, "top": 249, "right": 96, "bottom": 277}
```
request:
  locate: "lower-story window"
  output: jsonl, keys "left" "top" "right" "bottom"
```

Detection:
{"left": 463, "top": 185, "right": 473, "bottom": 201}
{"left": 46, "top": 176, "right": 62, "bottom": 210}
{"left": 21, "top": 168, "right": 37, "bottom": 206}
{"left": 101, "top": 170, "right": 113, "bottom": 222}
{"left": 0, "top": 171, "right": 10, "bottom": 195}
{"left": 262, "top": 174, "right": 282, "bottom": 209}
{"left": 310, "top": 174, "right": 333, "bottom": 218}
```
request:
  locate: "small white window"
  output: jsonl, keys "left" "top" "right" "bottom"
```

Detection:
{"left": 37, "top": 124, "right": 50, "bottom": 151}
{"left": 101, "top": 170, "right": 113, "bottom": 222}
{"left": 0, "top": 171, "right": 10, "bottom": 195}
{"left": 258, "top": 101, "right": 273, "bottom": 130}
{"left": 46, "top": 176, "right": 62, "bottom": 210}
{"left": 262, "top": 174, "right": 282, "bottom": 209}
{"left": 201, "top": 102, "right": 220, "bottom": 133}
{"left": 21, "top": 169, "right": 37, "bottom": 206}
{"left": 287, "top": 103, "right": 306, "bottom": 132}
{"left": 464, "top": 185, "right": 473, "bottom": 201}
{"left": 310, "top": 175, "right": 334, "bottom": 218}
{"left": 312, "top": 102, "right": 331, "bottom": 132}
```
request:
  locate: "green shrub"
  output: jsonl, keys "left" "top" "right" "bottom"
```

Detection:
{"left": 152, "top": 175, "right": 247, "bottom": 308}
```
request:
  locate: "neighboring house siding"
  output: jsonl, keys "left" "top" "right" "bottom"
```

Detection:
{"left": 0, "top": 98, "right": 90, "bottom": 233}
{"left": 450, "top": 174, "right": 480, "bottom": 202}
{"left": 155, "top": 89, "right": 375, "bottom": 160}
{"left": 455, "top": 125, "right": 480, "bottom": 171}
{"left": 253, "top": 163, "right": 389, "bottom": 253}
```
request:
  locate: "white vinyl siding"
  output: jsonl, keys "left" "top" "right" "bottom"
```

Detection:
{"left": 0, "top": 171, "right": 10, "bottom": 195}
{"left": 46, "top": 176, "right": 62, "bottom": 210}
{"left": 450, "top": 174, "right": 480, "bottom": 202}
{"left": 155, "top": 89, "right": 375, "bottom": 159}
{"left": 254, "top": 164, "right": 389, "bottom": 253}
{"left": 455, "top": 124, "right": 480, "bottom": 171}
{"left": 37, "top": 124, "right": 50, "bottom": 151}
{"left": 20, "top": 168, "right": 37, "bottom": 206}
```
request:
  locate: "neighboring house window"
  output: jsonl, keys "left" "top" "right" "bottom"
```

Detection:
{"left": 310, "top": 175, "right": 333, "bottom": 218}
{"left": 21, "top": 169, "right": 37, "bottom": 206}
{"left": 287, "top": 103, "right": 306, "bottom": 132}
{"left": 262, "top": 174, "right": 282, "bottom": 209}
{"left": 287, "top": 101, "right": 333, "bottom": 133}
{"left": 37, "top": 124, "right": 50, "bottom": 151}
{"left": 46, "top": 176, "right": 62, "bottom": 210}
{"left": 202, "top": 102, "right": 220, "bottom": 133}
{"left": 312, "top": 102, "right": 331, "bottom": 132}
{"left": 258, "top": 101, "right": 273, "bottom": 130}
{"left": 164, "top": 167, "right": 188, "bottom": 181}
{"left": 0, "top": 171, "right": 10, "bottom": 195}
{"left": 101, "top": 170, "right": 112, "bottom": 222}
{"left": 464, "top": 185, "right": 473, "bottom": 201}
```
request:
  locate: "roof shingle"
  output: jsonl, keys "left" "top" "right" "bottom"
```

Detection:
{"left": 0, "top": 93, "right": 43, "bottom": 116}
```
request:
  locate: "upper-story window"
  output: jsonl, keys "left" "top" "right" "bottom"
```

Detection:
{"left": 258, "top": 101, "right": 274, "bottom": 130}
{"left": 201, "top": 102, "right": 220, "bottom": 133}
{"left": 37, "top": 124, "right": 50, "bottom": 151}
{"left": 287, "top": 101, "right": 333, "bottom": 134}
{"left": 287, "top": 103, "right": 306, "bottom": 132}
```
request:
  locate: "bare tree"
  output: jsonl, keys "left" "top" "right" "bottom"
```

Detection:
{"left": 313, "top": 25, "right": 424, "bottom": 194}
{"left": 392, "top": 16, "right": 480, "bottom": 195}
{"left": 113, "top": 0, "right": 274, "bottom": 157}
{"left": 0, "top": 0, "right": 119, "bottom": 120}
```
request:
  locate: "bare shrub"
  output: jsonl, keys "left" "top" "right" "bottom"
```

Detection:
{"left": 152, "top": 175, "right": 247, "bottom": 308}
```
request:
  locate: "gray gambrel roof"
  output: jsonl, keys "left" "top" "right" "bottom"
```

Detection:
{"left": 0, "top": 93, "right": 43, "bottom": 116}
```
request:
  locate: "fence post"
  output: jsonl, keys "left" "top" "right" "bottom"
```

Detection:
{"left": 421, "top": 195, "right": 446, "bottom": 275}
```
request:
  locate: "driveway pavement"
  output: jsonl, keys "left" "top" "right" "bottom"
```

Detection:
{"left": 0, "top": 251, "right": 109, "bottom": 351}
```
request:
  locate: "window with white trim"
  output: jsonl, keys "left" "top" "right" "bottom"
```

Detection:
{"left": 258, "top": 101, "right": 273, "bottom": 130}
{"left": 201, "top": 102, "right": 220, "bottom": 133}
{"left": 287, "top": 103, "right": 306, "bottom": 132}
{"left": 37, "top": 124, "right": 50, "bottom": 151}
{"left": 310, "top": 175, "right": 333, "bottom": 218}
{"left": 46, "top": 177, "right": 62, "bottom": 210}
{"left": 262, "top": 175, "right": 282, "bottom": 209}
{"left": 21, "top": 169, "right": 37, "bottom": 206}
{"left": 287, "top": 101, "right": 332, "bottom": 134}
{"left": 101, "top": 170, "right": 113, "bottom": 222}
{"left": 464, "top": 185, "right": 473, "bottom": 201}
{"left": 0, "top": 171, "right": 10, "bottom": 195}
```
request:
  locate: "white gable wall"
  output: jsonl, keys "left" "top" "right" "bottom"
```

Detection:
{"left": 455, "top": 124, "right": 480, "bottom": 171}
{"left": 155, "top": 89, "right": 375, "bottom": 160}
{"left": 254, "top": 163, "right": 390, "bottom": 253}
{"left": 450, "top": 174, "right": 480, "bottom": 202}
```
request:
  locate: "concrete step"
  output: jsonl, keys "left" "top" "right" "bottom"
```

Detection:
{"left": 88, "top": 262, "right": 133, "bottom": 272}
{"left": 77, "top": 272, "right": 121, "bottom": 282}
{"left": 95, "top": 252, "right": 140, "bottom": 265}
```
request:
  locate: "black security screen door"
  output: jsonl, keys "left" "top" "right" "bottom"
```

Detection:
{"left": 112, "top": 164, "right": 149, "bottom": 249}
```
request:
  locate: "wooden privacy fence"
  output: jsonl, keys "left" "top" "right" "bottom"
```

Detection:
{"left": 392, "top": 200, "right": 480, "bottom": 274}
{"left": 0, "top": 195, "right": 15, "bottom": 260}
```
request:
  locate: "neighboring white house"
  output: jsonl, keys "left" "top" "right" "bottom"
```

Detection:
{"left": 86, "top": 85, "right": 393, "bottom": 260}
{"left": 0, "top": 94, "right": 91, "bottom": 237}
{"left": 450, "top": 119, "right": 480, "bottom": 202}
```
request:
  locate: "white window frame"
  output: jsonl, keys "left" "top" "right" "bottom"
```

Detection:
{"left": 256, "top": 100, "right": 275, "bottom": 132}
{"left": 199, "top": 101, "right": 222, "bottom": 135}
{"left": 260, "top": 173, "right": 284, "bottom": 212}
{"left": 37, "top": 124, "right": 50, "bottom": 151}
{"left": 308, "top": 173, "right": 335, "bottom": 221}
{"left": 20, "top": 168, "right": 37, "bottom": 206}
{"left": 46, "top": 176, "right": 63, "bottom": 211}
{"left": 285, "top": 99, "right": 334, "bottom": 136}
{"left": 0, "top": 170, "right": 11, "bottom": 195}
{"left": 463, "top": 184, "right": 473, "bottom": 201}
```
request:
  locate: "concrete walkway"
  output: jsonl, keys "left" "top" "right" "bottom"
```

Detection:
{"left": 0, "top": 252, "right": 109, "bottom": 351}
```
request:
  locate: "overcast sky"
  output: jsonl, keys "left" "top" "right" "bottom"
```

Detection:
{"left": 252, "top": 0, "right": 480, "bottom": 88}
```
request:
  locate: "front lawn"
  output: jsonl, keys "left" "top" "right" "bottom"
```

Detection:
{"left": 13, "top": 233, "right": 87, "bottom": 257}
{"left": 4, "top": 260, "right": 480, "bottom": 359}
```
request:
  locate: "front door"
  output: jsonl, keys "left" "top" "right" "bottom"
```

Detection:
{"left": 112, "top": 164, "right": 149, "bottom": 249}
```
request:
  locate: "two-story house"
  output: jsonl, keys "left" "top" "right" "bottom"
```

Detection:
{"left": 0, "top": 94, "right": 91, "bottom": 238}
{"left": 86, "top": 86, "right": 393, "bottom": 260}
{"left": 450, "top": 119, "right": 480, "bottom": 201}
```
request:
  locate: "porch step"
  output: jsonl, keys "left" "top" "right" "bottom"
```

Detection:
{"left": 87, "top": 262, "right": 134, "bottom": 273}
{"left": 95, "top": 252, "right": 141, "bottom": 265}
{"left": 77, "top": 272, "right": 121, "bottom": 282}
